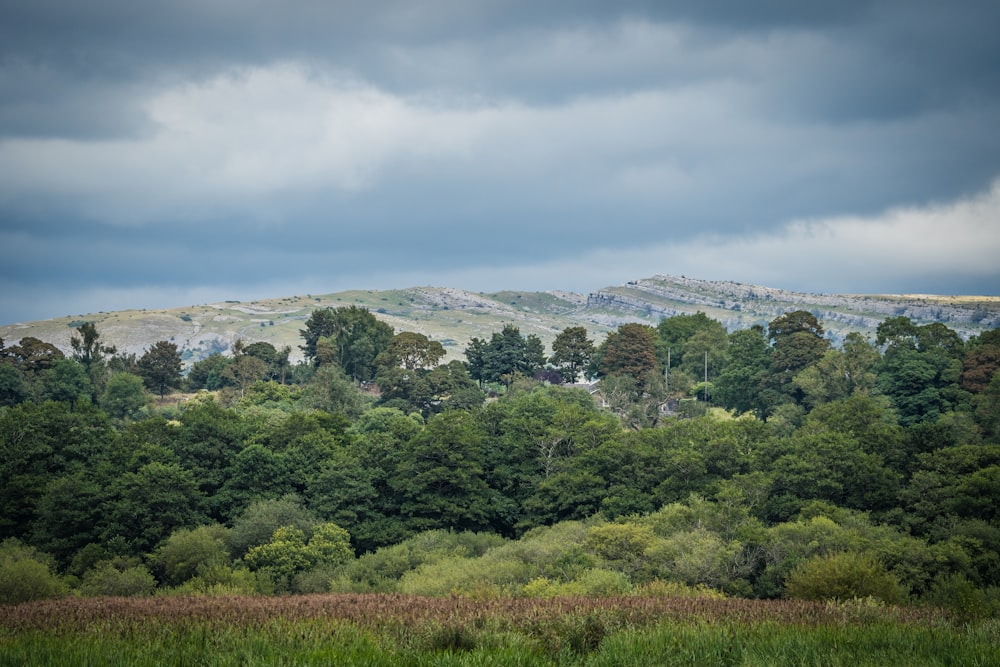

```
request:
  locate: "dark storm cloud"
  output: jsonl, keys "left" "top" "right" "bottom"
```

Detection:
{"left": 1, "top": 0, "right": 999, "bottom": 323}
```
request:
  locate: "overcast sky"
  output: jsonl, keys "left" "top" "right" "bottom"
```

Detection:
{"left": 2, "top": 1, "right": 999, "bottom": 324}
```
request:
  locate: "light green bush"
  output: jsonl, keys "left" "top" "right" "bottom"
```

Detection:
{"left": 79, "top": 558, "right": 156, "bottom": 597}
{"left": 561, "top": 568, "right": 632, "bottom": 596}
{"left": 170, "top": 563, "right": 267, "bottom": 595}
{"left": 0, "top": 539, "right": 69, "bottom": 604}
{"left": 785, "top": 552, "right": 905, "bottom": 604}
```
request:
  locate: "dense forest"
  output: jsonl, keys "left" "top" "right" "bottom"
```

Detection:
{"left": 2, "top": 306, "right": 999, "bottom": 617}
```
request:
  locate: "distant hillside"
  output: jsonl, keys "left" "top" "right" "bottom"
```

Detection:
{"left": 3, "top": 275, "right": 998, "bottom": 368}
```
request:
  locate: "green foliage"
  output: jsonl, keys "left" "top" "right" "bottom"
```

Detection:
{"left": 785, "top": 552, "right": 905, "bottom": 604}
{"left": 100, "top": 372, "right": 148, "bottom": 420}
{"left": 103, "top": 461, "right": 207, "bottom": 555}
{"left": 301, "top": 305, "right": 393, "bottom": 381}
{"left": 550, "top": 326, "right": 595, "bottom": 383}
{"left": 227, "top": 495, "right": 318, "bottom": 559}
{"left": 138, "top": 340, "right": 183, "bottom": 397}
{"left": 0, "top": 539, "right": 69, "bottom": 604}
{"left": 79, "top": 557, "right": 156, "bottom": 597}
{"left": 596, "top": 323, "right": 659, "bottom": 388}
{"left": 465, "top": 324, "right": 545, "bottom": 388}
{"left": 922, "top": 572, "right": 998, "bottom": 621}
{"left": 3, "top": 314, "right": 1000, "bottom": 607}
{"left": 153, "top": 524, "right": 231, "bottom": 586}
{"left": 392, "top": 411, "right": 495, "bottom": 533}
{"left": 244, "top": 522, "right": 353, "bottom": 592}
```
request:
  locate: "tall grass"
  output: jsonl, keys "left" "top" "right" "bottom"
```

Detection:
{"left": 2, "top": 594, "right": 995, "bottom": 666}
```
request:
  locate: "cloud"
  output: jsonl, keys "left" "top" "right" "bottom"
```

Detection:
{"left": 504, "top": 177, "right": 1000, "bottom": 296}
{"left": 1, "top": 2, "right": 999, "bottom": 324}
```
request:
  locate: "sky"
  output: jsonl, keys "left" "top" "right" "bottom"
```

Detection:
{"left": 2, "top": 1, "right": 1000, "bottom": 324}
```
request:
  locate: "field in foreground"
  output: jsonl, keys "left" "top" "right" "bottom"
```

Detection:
{"left": 2, "top": 594, "right": 997, "bottom": 666}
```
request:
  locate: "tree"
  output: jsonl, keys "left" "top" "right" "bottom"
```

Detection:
{"left": 6, "top": 337, "right": 64, "bottom": 372}
{"left": 70, "top": 322, "right": 116, "bottom": 400}
{"left": 36, "top": 359, "right": 91, "bottom": 405}
{"left": 222, "top": 355, "right": 268, "bottom": 399}
{"left": 153, "top": 524, "right": 231, "bottom": 586}
{"left": 138, "top": 341, "right": 183, "bottom": 398}
{"left": 765, "top": 311, "right": 830, "bottom": 406}
{"left": 392, "top": 411, "right": 494, "bottom": 532}
{"left": 596, "top": 323, "right": 659, "bottom": 389}
{"left": 656, "top": 313, "right": 728, "bottom": 377}
{"left": 186, "top": 353, "right": 232, "bottom": 391}
{"left": 551, "top": 326, "right": 595, "bottom": 383}
{"left": 463, "top": 325, "right": 541, "bottom": 388}
{"left": 379, "top": 332, "right": 446, "bottom": 371}
{"left": 102, "top": 461, "right": 206, "bottom": 554}
{"left": 714, "top": 326, "right": 772, "bottom": 417}
{"left": 0, "top": 363, "right": 27, "bottom": 407}
{"left": 99, "top": 373, "right": 147, "bottom": 420}
{"left": 300, "top": 306, "right": 393, "bottom": 381}
{"left": 793, "top": 332, "right": 880, "bottom": 409}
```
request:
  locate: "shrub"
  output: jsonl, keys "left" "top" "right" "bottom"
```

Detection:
{"left": 922, "top": 573, "right": 997, "bottom": 621}
{"left": 79, "top": 558, "right": 156, "bottom": 597}
{"left": 171, "top": 563, "right": 268, "bottom": 595}
{"left": 0, "top": 539, "right": 69, "bottom": 604}
{"left": 154, "top": 524, "right": 230, "bottom": 586}
{"left": 785, "top": 552, "right": 905, "bottom": 604}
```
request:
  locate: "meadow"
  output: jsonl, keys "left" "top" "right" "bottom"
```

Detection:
{"left": 2, "top": 593, "right": 996, "bottom": 666}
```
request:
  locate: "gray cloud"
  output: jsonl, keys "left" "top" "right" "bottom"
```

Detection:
{"left": 1, "top": 1, "right": 999, "bottom": 324}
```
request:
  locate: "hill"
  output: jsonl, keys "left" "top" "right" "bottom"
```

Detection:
{"left": 3, "top": 275, "right": 999, "bottom": 367}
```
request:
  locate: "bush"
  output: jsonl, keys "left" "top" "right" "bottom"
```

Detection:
{"left": 154, "top": 524, "right": 230, "bottom": 586}
{"left": 922, "top": 573, "right": 997, "bottom": 621}
{"left": 785, "top": 552, "right": 905, "bottom": 604}
{"left": 0, "top": 539, "right": 69, "bottom": 604}
{"left": 171, "top": 563, "right": 269, "bottom": 596}
{"left": 79, "top": 558, "right": 156, "bottom": 597}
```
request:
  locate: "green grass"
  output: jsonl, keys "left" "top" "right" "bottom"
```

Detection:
{"left": 2, "top": 597, "right": 996, "bottom": 667}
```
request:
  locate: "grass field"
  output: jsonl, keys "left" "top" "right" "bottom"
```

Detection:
{"left": 2, "top": 594, "right": 996, "bottom": 666}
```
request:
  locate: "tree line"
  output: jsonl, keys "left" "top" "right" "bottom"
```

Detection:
{"left": 1, "top": 306, "right": 998, "bottom": 610}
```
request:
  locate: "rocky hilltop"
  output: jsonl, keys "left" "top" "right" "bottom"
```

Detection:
{"left": 2, "top": 275, "right": 997, "bottom": 367}
{"left": 584, "top": 275, "right": 1000, "bottom": 342}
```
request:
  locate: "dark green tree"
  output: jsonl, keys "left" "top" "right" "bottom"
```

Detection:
{"left": 6, "top": 337, "right": 64, "bottom": 373}
{"left": 300, "top": 306, "right": 393, "bottom": 381}
{"left": 35, "top": 359, "right": 91, "bottom": 405}
{"left": 765, "top": 311, "right": 830, "bottom": 406}
{"left": 186, "top": 353, "right": 232, "bottom": 391}
{"left": 875, "top": 318, "right": 969, "bottom": 426}
{"left": 0, "top": 363, "right": 27, "bottom": 407}
{"left": 99, "top": 372, "right": 148, "bottom": 420}
{"left": 550, "top": 326, "right": 595, "bottom": 383}
{"left": 464, "top": 325, "right": 541, "bottom": 388}
{"left": 70, "top": 322, "right": 116, "bottom": 400}
{"left": 392, "top": 411, "right": 495, "bottom": 533}
{"left": 138, "top": 341, "right": 183, "bottom": 398}
{"left": 713, "top": 325, "right": 772, "bottom": 417}
{"left": 102, "top": 461, "right": 206, "bottom": 555}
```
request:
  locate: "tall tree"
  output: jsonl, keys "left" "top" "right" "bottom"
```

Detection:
{"left": 551, "top": 326, "right": 595, "bottom": 383}
{"left": 70, "top": 322, "right": 116, "bottom": 400}
{"left": 301, "top": 306, "right": 393, "bottom": 382}
{"left": 597, "top": 323, "right": 659, "bottom": 389}
{"left": 714, "top": 325, "right": 773, "bottom": 417}
{"left": 392, "top": 411, "right": 494, "bottom": 532}
{"left": 765, "top": 311, "right": 830, "bottom": 406}
{"left": 138, "top": 341, "right": 183, "bottom": 398}
{"left": 463, "top": 325, "right": 540, "bottom": 387}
